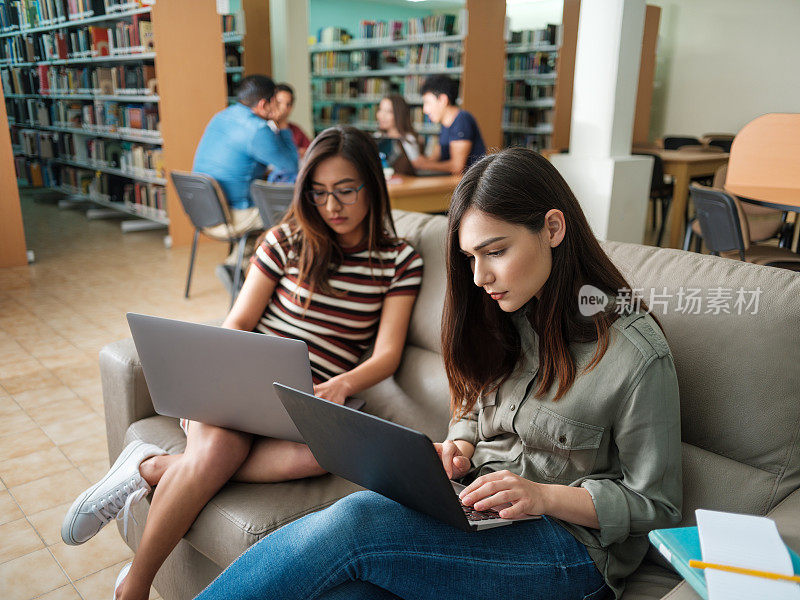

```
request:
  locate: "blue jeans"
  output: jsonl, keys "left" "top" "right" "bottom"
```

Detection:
{"left": 195, "top": 491, "right": 609, "bottom": 600}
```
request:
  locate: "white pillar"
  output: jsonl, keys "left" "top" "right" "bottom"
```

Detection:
{"left": 550, "top": 0, "right": 653, "bottom": 243}
{"left": 269, "top": 0, "right": 313, "bottom": 136}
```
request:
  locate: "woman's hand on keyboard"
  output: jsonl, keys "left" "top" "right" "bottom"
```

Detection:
{"left": 313, "top": 376, "right": 353, "bottom": 406}
{"left": 434, "top": 440, "right": 474, "bottom": 480}
{"left": 458, "top": 470, "right": 545, "bottom": 519}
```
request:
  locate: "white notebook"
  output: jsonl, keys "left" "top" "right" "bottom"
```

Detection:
{"left": 696, "top": 509, "right": 800, "bottom": 600}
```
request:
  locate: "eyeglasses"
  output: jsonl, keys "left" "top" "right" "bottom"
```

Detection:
{"left": 306, "top": 183, "right": 365, "bottom": 206}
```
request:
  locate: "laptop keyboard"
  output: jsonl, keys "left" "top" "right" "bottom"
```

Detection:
{"left": 461, "top": 502, "right": 502, "bottom": 522}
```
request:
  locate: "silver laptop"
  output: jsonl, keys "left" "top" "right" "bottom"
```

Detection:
{"left": 126, "top": 313, "right": 363, "bottom": 442}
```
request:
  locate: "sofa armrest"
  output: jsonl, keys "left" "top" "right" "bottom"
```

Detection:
{"left": 100, "top": 338, "right": 156, "bottom": 461}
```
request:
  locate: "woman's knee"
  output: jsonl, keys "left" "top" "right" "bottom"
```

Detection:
{"left": 185, "top": 425, "right": 252, "bottom": 472}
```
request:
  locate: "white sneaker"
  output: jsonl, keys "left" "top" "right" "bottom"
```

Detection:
{"left": 113, "top": 562, "right": 132, "bottom": 600}
{"left": 61, "top": 440, "right": 166, "bottom": 545}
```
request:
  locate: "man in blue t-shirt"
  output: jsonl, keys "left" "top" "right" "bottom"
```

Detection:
{"left": 412, "top": 74, "right": 487, "bottom": 175}
{"left": 192, "top": 75, "right": 299, "bottom": 291}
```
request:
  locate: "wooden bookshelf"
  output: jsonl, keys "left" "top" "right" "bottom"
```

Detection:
{"left": 633, "top": 4, "right": 660, "bottom": 146}
{"left": 0, "top": 90, "right": 26, "bottom": 268}
{"left": 308, "top": 10, "right": 466, "bottom": 150}
{"left": 1, "top": 2, "right": 168, "bottom": 231}
{"left": 152, "top": 0, "right": 225, "bottom": 246}
{"left": 221, "top": 0, "right": 271, "bottom": 105}
{"left": 462, "top": 0, "right": 504, "bottom": 150}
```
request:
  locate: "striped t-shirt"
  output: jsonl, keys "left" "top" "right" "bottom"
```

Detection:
{"left": 250, "top": 224, "right": 424, "bottom": 383}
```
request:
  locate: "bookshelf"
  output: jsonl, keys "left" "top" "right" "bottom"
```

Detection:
{"left": 308, "top": 12, "right": 466, "bottom": 151}
{"left": 0, "top": 0, "right": 226, "bottom": 247}
{"left": 221, "top": 0, "right": 271, "bottom": 106}
{"left": 1, "top": 0, "right": 167, "bottom": 231}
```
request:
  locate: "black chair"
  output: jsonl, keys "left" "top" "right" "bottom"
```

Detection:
{"left": 250, "top": 180, "right": 295, "bottom": 229}
{"left": 663, "top": 136, "right": 702, "bottom": 150}
{"left": 688, "top": 184, "right": 800, "bottom": 271}
{"left": 171, "top": 171, "right": 261, "bottom": 306}
{"left": 707, "top": 138, "right": 732, "bottom": 152}
{"left": 634, "top": 152, "right": 673, "bottom": 247}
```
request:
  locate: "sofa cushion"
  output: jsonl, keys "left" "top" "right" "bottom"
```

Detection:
{"left": 392, "top": 210, "right": 448, "bottom": 355}
{"left": 601, "top": 241, "right": 800, "bottom": 519}
{"left": 125, "top": 416, "right": 362, "bottom": 567}
{"left": 619, "top": 561, "right": 682, "bottom": 600}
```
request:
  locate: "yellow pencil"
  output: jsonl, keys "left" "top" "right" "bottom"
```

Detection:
{"left": 689, "top": 559, "right": 800, "bottom": 584}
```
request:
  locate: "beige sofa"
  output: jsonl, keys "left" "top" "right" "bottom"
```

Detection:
{"left": 100, "top": 210, "right": 800, "bottom": 600}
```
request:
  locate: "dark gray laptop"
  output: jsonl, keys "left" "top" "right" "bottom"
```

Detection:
{"left": 274, "top": 383, "right": 541, "bottom": 532}
{"left": 126, "top": 313, "right": 362, "bottom": 442}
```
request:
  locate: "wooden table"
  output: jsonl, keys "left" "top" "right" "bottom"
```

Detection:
{"left": 657, "top": 150, "right": 729, "bottom": 248}
{"left": 387, "top": 174, "right": 461, "bottom": 213}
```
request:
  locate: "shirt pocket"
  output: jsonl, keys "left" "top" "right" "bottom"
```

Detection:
{"left": 476, "top": 390, "right": 501, "bottom": 440}
{"left": 522, "top": 407, "right": 604, "bottom": 482}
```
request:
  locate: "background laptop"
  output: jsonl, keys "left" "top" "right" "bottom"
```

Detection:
{"left": 127, "top": 313, "right": 362, "bottom": 442}
{"left": 377, "top": 137, "right": 443, "bottom": 177}
{"left": 274, "top": 383, "right": 541, "bottom": 532}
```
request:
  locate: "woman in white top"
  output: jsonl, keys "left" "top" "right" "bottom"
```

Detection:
{"left": 376, "top": 94, "right": 421, "bottom": 161}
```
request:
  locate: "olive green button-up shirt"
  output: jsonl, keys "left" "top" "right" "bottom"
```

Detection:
{"left": 447, "top": 308, "right": 682, "bottom": 599}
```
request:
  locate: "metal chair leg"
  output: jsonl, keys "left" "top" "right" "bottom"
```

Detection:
{"left": 230, "top": 235, "right": 248, "bottom": 308}
{"left": 656, "top": 197, "right": 670, "bottom": 247}
{"left": 682, "top": 222, "right": 694, "bottom": 251}
{"left": 185, "top": 229, "right": 199, "bottom": 298}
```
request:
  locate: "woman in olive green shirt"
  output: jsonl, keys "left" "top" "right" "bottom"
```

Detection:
{"left": 193, "top": 146, "right": 681, "bottom": 600}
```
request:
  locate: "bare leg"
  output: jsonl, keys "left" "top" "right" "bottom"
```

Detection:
{"left": 116, "top": 423, "right": 253, "bottom": 600}
{"left": 231, "top": 437, "right": 327, "bottom": 482}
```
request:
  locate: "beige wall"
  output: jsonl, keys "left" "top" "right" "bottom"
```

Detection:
{"left": 648, "top": 0, "right": 800, "bottom": 140}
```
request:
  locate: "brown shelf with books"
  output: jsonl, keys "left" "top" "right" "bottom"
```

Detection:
{"left": 1, "top": 0, "right": 169, "bottom": 231}
{"left": 220, "top": 0, "right": 271, "bottom": 107}
{"left": 309, "top": 12, "right": 466, "bottom": 145}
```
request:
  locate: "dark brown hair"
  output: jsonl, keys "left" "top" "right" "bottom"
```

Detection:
{"left": 442, "top": 147, "right": 648, "bottom": 419}
{"left": 382, "top": 94, "right": 418, "bottom": 144}
{"left": 281, "top": 125, "right": 397, "bottom": 305}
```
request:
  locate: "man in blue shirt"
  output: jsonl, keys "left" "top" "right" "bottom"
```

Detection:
{"left": 193, "top": 75, "right": 299, "bottom": 289}
{"left": 412, "top": 74, "right": 487, "bottom": 175}
{"left": 193, "top": 75, "right": 298, "bottom": 236}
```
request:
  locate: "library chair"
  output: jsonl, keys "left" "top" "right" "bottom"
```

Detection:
{"left": 662, "top": 135, "right": 702, "bottom": 150}
{"left": 688, "top": 184, "right": 800, "bottom": 271}
{"left": 683, "top": 165, "right": 787, "bottom": 251}
{"left": 250, "top": 180, "right": 294, "bottom": 229}
{"left": 634, "top": 151, "right": 673, "bottom": 247}
{"left": 702, "top": 132, "right": 735, "bottom": 153}
{"left": 171, "top": 171, "right": 262, "bottom": 306}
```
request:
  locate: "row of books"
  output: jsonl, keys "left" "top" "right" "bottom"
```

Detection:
{"left": 315, "top": 13, "right": 463, "bottom": 45}
{"left": 508, "top": 25, "right": 561, "bottom": 47}
{"left": 503, "top": 132, "right": 550, "bottom": 152}
{"left": 506, "top": 52, "right": 556, "bottom": 75}
{"left": 502, "top": 107, "right": 554, "bottom": 128}
{"left": 311, "top": 44, "right": 461, "bottom": 74}
{"left": 310, "top": 73, "right": 459, "bottom": 103}
{"left": 315, "top": 103, "right": 432, "bottom": 130}
{"left": 0, "top": 0, "right": 148, "bottom": 32}
{"left": 14, "top": 155, "right": 57, "bottom": 185}
{"left": 221, "top": 13, "right": 238, "bottom": 34}
{"left": 7, "top": 96, "right": 159, "bottom": 134}
{"left": 2, "top": 63, "right": 156, "bottom": 95}
{"left": 57, "top": 167, "right": 167, "bottom": 221}
{"left": 0, "top": 17, "right": 151, "bottom": 63}
{"left": 15, "top": 127, "right": 162, "bottom": 174}
{"left": 505, "top": 81, "right": 555, "bottom": 102}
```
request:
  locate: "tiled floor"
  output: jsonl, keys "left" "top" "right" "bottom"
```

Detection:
{"left": 0, "top": 191, "right": 230, "bottom": 600}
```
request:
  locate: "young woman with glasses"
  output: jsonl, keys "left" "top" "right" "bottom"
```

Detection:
{"left": 189, "top": 147, "right": 681, "bottom": 600}
{"left": 61, "top": 126, "right": 423, "bottom": 600}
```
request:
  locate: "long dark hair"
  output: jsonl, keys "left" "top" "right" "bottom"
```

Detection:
{"left": 384, "top": 94, "right": 419, "bottom": 144}
{"left": 281, "top": 125, "right": 397, "bottom": 305}
{"left": 442, "top": 147, "right": 648, "bottom": 418}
